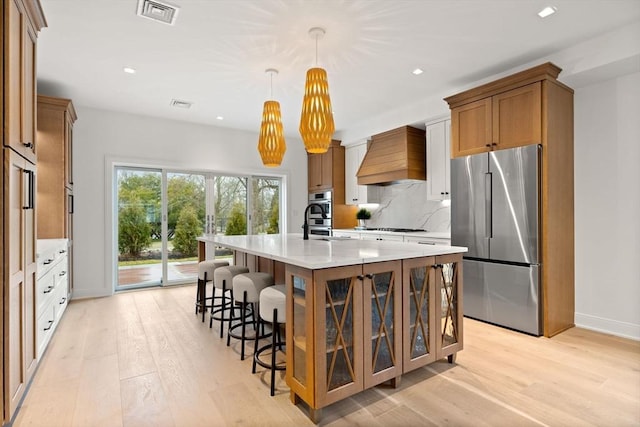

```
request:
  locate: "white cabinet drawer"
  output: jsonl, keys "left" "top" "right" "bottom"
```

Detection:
{"left": 37, "top": 239, "right": 68, "bottom": 279}
{"left": 55, "top": 281, "right": 69, "bottom": 321}
{"left": 360, "top": 233, "right": 405, "bottom": 242}
{"left": 37, "top": 305, "right": 56, "bottom": 359}
{"left": 404, "top": 236, "right": 451, "bottom": 245}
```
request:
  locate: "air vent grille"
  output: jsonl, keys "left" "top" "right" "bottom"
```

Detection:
{"left": 137, "top": 0, "right": 179, "bottom": 25}
{"left": 170, "top": 99, "right": 192, "bottom": 109}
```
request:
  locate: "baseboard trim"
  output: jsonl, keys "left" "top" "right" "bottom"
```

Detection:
{"left": 575, "top": 312, "right": 640, "bottom": 341}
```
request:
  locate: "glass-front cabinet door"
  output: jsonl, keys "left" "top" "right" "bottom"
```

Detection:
{"left": 402, "top": 257, "right": 437, "bottom": 372}
{"left": 362, "top": 261, "right": 402, "bottom": 388}
{"left": 286, "top": 265, "right": 315, "bottom": 407}
{"left": 435, "top": 254, "right": 463, "bottom": 362}
{"left": 314, "top": 265, "right": 363, "bottom": 408}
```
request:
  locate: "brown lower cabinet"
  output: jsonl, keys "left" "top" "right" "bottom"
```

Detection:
{"left": 285, "top": 254, "right": 463, "bottom": 422}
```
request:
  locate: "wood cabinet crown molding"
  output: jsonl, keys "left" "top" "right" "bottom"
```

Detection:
{"left": 37, "top": 95, "right": 77, "bottom": 122}
{"left": 444, "top": 62, "right": 571, "bottom": 109}
{"left": 22, "top": 0, "right": 47, "bottom": 31}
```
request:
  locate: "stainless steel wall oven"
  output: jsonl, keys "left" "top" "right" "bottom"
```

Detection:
{"left": 308, "top": 191, "right": 332, "bottom": 236}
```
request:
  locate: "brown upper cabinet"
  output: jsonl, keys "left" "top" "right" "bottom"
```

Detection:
{"left": 446, "top": 64, "right": 558, "bottom": 158}
{"left": 36, "top": 95, "right": 77, "bottom": 238}
{"left": 307, "top": 140, "right": 345, "bottom": 197}
{"left": 4, "top": 0, "right": 43, "bottom": 163}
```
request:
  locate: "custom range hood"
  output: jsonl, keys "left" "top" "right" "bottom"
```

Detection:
{"left": 357, "top": 125, "right": 426, "bottom": 185}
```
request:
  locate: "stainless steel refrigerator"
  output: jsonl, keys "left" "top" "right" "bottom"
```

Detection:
{"left": 451, "top": 144, "right": 541, "bottom": 335}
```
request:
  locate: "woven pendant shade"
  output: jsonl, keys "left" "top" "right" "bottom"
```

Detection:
{"left": 258, "top": 100, "right": 286, "bottom": 167}
{"left": 299, "top": 67, "right": 335, "bottom": 154}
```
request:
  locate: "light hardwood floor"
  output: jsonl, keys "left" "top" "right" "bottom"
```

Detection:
{"left": 13, "top": 284, "right": 640, "bottom": 427}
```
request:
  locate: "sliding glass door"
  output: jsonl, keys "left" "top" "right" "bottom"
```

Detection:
{"left": 115, "top": 167, "right": 281, "bottom": 290}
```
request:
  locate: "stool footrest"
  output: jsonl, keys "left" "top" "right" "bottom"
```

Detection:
{"left": 253, "top": 343, "right": 286, "bottom": 371}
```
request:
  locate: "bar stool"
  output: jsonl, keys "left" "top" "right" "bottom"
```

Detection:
{"left": 210, "top": 265, "right": 250, "bottom": 337}
{"left": 195, "top": 260, "right": 229, "bottom": 322}
{"left": 252, "top": 284, "right": 286, "bottom": 396}
{"left": 228, "top": 272, "right": 274, "bottom": 360}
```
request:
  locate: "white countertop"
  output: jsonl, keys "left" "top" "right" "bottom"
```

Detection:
{"left": 198, "top": 233, "right": 466, "bottom": 270}
{"left": 334, "top": 229, "right": 451, "bottom": 239}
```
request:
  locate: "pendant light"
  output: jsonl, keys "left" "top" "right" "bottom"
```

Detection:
{"left": 257, "top": 68, "right": 286, "bottom": 167}
{"left": 299, "top": 27, "right": 335, "bottom": 154}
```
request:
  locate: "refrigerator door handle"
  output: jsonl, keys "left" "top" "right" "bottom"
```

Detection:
{"left": 485, "top": 172, "right": 492, "bottom": 238}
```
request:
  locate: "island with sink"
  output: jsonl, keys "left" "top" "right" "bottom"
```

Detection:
{"left": 197, "top": 233, "right": 467, "bottom": 422}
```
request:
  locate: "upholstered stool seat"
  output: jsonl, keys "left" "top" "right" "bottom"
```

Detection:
{"left": 253, "top": 284, "right": 286, "bottom": 396}
{"left": 228, "top": 272, "right": 274, "bottom": 360}
{"left": 195, "top": 260, "right": 229, "bottom": 322}
{"left": 209, "top": 265, "right": 250, "bottom": 337}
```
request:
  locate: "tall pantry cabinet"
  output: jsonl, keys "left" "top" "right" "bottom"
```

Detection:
{"left": 2, "top": 0, "right": 47, "bottom": 423}
{"left": 36, "top": 95, "right": 76, "bottom": 296}
{"left": 445, "top": 62, "right": 574, "bottom": 337}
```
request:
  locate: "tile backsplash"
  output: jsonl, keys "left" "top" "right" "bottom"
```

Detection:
{"left": 366, "top": 181, "right": 450, "bottom": 232}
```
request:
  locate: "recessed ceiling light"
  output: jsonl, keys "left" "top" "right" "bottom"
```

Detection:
{"left": 123, "top": 67, "right": 136, "bottom": 74}
{"left": 538, "top": 6, "right": 557, "bottom": 18}
{"left": 216, "top": 116, "right": 224, "bottom": 120}
{"left": 412, "top": 68, "right": 424, "bottom": 75}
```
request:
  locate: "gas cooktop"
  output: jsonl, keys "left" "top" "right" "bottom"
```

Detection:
{"left": 369, "top": 228, "right": 426, "bottom": 233}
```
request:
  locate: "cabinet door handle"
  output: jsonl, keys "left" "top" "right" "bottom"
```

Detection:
{"left": 43, "top": 320, "right": 54, "bottom": 331}
{"left": 59, "top": 271, "right": 67, "bottom": 277}
{"left": 59, "top": 249, "right": 66, "bottom": 254}
{"left": 59, "top": 297, "right": 66, "bottom": 304}
{"left": 491, "top": 142, "right": 497, "bottom": 146}
{"left": 43, "top": 286, "right": 54, "bottom": 294}
{"left": 418, "top": 242, "right": 436, "bottom": 245}
{"left": 485, "top": 143, "right": 491, "bottom": 147}
{"left": 365, "top": 274, "right": 374, "bottom": 279}
{"left": 43, "top": 259, "right": 54, "bottom": 265}
{"left": 22, "top": 142, "right": 34, "bottom": 149}
{"left": 22, "top": 170, "right": 35, "bottom": 210}
{"left": 357, "top": 275, "right": 365, "bottom": 281}
{"left": 69, "top": 194, "right": 74, "bottom": 214}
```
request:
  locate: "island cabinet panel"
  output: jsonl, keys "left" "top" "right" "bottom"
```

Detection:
{"left": 362, "top": 261, "right": 403, "bottom": 389}
{"left": 402, "top": 257, "right": 437, "bottom": 371}
{"left": 435, "top": 254, "right": 463, "bottom": 361}
{"left": 402, "top": 254, "right": 464, "bottom": 371}
{"left": 286, "top": 261, "right": 403, "bottom": 418}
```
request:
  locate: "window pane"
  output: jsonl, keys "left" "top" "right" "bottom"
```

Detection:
{"left": 251, "top": 177, "right": 280, "bottom": 235}
{"left": 214, "top": 176, "right": 247, "bottom": 235}
{"left": 116, "top": 167, "right": 162, "bottom": 287}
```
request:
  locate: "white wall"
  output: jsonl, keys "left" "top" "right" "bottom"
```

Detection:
{"left": 574, "top": 71, "right": 640, "bottom": 340}
{"left": 72, "top": 108, "right": 308, "bottom": 298}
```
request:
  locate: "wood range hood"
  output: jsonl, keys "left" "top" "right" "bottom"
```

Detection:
{"left": 357, "top": 125, "right": 426, "bottom": 185}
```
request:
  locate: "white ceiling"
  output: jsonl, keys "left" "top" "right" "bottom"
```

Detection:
{"left": 37, "top": 0, "right": 640, "bottom": 139}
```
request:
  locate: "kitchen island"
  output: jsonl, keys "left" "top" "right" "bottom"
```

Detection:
{"left": 197, "top": 234, "right": 467, "bottom": 423}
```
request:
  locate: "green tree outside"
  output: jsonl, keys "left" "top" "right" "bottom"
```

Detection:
{"left": 225, "top": 202, "right": 247, "bottom": 235}
{"left": 173, "top": 206, "right": 202, "bottom": 256}
{"left": 118, "top": 201, "right": 152, "bottom": 257}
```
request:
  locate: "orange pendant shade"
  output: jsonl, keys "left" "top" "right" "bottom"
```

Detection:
{"left": 299, "top": 67, "right": 335, "bottom": 154}
{"left": 258, "top": 100, "right": 286, "bottom": 167}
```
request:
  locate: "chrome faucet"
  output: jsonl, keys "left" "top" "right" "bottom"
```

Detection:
{"left": 303, "top": 203, "right": 327, "bottom": 240}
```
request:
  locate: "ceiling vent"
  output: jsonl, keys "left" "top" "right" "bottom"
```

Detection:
{"left": 170, "top": 99, "right": 192, "bottom": 109}
{"left": 136, "top": 0, "right": 180, "bottom": 25}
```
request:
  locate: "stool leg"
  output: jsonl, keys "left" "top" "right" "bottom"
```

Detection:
{"left": 219, "top": 281, "right": 227, "bottom": 339}
{"left": 252, "top": 315, "right": 261, "bottom": 374}
{"left": 195, "top": 278, "right": 201, "bottom": 315}
{"left": 271, "top": 308, "right": 278, "bottom": 396}
{"left": 201, "top": 272, "right": 208, "bottom": 322}
{"left": 241, "top": 292, "right": 248, "bottom": 360}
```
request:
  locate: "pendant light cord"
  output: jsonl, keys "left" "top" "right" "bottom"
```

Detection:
{"left": 270, "top": 71, "right": 273, "bottom": 99}
{"left": 315, "top": 34, "right": 319, "bottom": 66}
